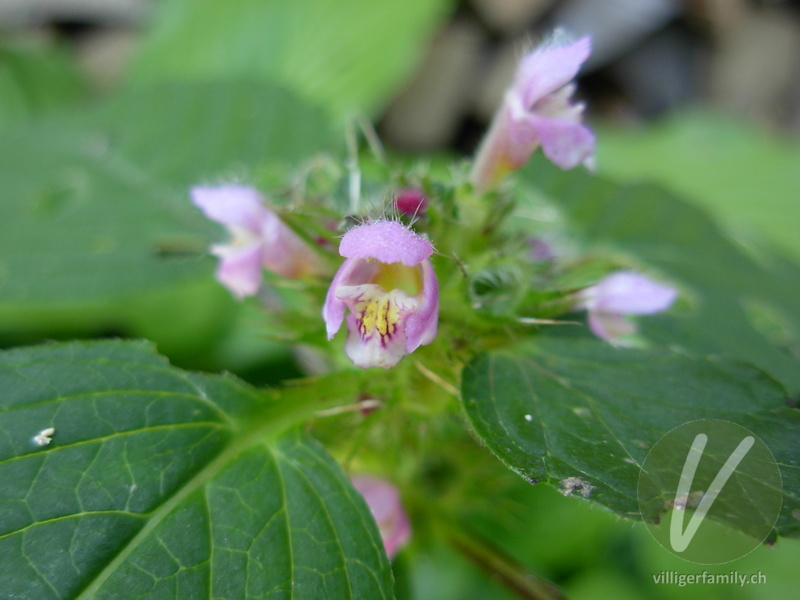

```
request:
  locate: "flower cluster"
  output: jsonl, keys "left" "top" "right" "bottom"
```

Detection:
{"left": 191, "top": 36, "right": 679, "bottom": 369}
{"left": 193, "top": 183, "right": 439, "bottom": 369}
{"left": 188, "top": 34, "right": 683, "bottom": 563}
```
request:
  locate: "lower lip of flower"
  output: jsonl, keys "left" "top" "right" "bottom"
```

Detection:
{"left": 335, "top": 264, "right": 426, "bottom": 368}
{"left": 348, "top": 287, "right": 414, "bottom": 342}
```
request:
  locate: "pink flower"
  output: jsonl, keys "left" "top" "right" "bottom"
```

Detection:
{"left": 350, "top": 476, "right": 411, "bottom": 559}
{"left": 191, "top": 185, "right": 321, "bottom": 298}
{"left": 577, "top": 271, "right": 677, "bottom": 343}
{"left": 471, "top": 35, "right": 595, "bottom": 190}
{"left": 323, "top": 221, "right": 438, "bottom": 369}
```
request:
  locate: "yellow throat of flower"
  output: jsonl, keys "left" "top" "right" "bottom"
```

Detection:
{"left": 370, "top": 261, "right": 423, "bottom": 296}
{"left": 357, "top": 294, "right": 401, "bottom": 338}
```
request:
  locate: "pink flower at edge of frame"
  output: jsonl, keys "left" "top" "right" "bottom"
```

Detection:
{"left": 350, "top": 475, "right": 411, "bottom": 559}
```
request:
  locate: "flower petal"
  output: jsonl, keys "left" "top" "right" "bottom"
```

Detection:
{"left": 211, "top": 242, "right": 264, "bottom": 299}
{"left": 587, "top": 310, "right": 637, "bottom": 343}
{"left": 343, "top": 311, "right": 408, "bottom": 369}
{"left": 339, "top": 221, "right": 433, "bottom": 266}
{"left": 338, "top": 285, "right": 418, "bottom": 369}
{"left": 191, "top": 185, "right": 267, "bottom": 233}
{"left": 504, "top": 96, "right": 544, "bottom": 166}
{"left": 404, "top": 260, "right": 439, "bottom": 352}
{"left": 588, "top": 271, "right": 677, "bottom": 315}
{"left": 471, "top": 35, "right": 594, "bottom": 188}
{"left": 528, "top": 114, "right": 595, "bottom": 170}
{"left": 259, "top": 212, "right": 323, "bottom": 278}
{"left": 515, "top": 36, "right": 592, "bottom": 108}
{"left": 350, "top": 476, "right": 411, "bottom": 559}
{"left": 323, "top": 258, "right": 381, "bottom": 339}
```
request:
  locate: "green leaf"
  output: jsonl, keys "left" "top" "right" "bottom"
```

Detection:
{"left": 130, "top": 0, "right": 453, "bottom": 117}
{"left": 98, "top": 81, "right": 336, "bottom": 183}
{"left": 522, "top": 158, "right": 800, "bottom": 393}
{"left": 0, "top": 124, "right": 208, "bottom": 306}
{"left": 0, "top": 43, "right": 86, "bottom": 130}
{"left": 0, "top": 81, "right": 334, "bottom": 361}
{"left": 595, "top": 112, "right": 800, "bottom": 262}
{"left": 461, "top": 338, "right": 800, "bottom": 539}
{"left": 0, "top": 340, "right": 393, "bottom": 599}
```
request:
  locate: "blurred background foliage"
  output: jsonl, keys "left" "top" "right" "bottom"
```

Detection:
{"left": 1, "top": 0, "right": 799, "bottom": 598}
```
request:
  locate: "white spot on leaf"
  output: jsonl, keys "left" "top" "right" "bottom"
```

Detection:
{"left": 559, "top": 476, "right": 595, "bottom": 498}
{"left": 33, "top": 427, "right": 55, "bottom": 447}
{"left": 524, "top": 414, "right": 533, "bottom": 422}
{"left": 668, "top": 490, "right": 704, "bottom": 511}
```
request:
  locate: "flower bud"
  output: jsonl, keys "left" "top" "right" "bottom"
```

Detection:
{"left": 394, "top": 188, "right": 428, "bottom": 218}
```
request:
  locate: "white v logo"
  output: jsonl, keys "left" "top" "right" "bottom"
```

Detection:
{"left": 670, "top": 433, "right": 755, "bottom": 552}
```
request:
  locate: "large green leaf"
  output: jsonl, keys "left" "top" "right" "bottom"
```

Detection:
{"left": 0, "top": 340, "right": 393, "bottom": 599}
{"left": 595, "top": 112, "right": 800, "bottom": 262}
{"left": 0, "top": 81, "right": 334, "bottom": 361}
{"left": 98, "top": 81, "right": 336, "bottom": 184}
{"left": 130, "top": 0, "right": 453, "bottom": 117}
{"left": 522, "top": 158, "right": 800, "bottom": 393}
{"left": 0, "top": 43, "right": 86, "bottom": 131}
{"left": 461, "top": 338, "right": 800, "bottom": 538}
{"left": 0, "top": 124, "right": 208, "bottom": 307}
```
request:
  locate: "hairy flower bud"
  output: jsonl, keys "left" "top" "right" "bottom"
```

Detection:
{"left": 394, "top": 188, "right": 428, "bottom": 218}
